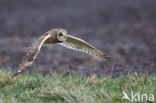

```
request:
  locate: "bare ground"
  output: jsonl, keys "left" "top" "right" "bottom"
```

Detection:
{"left": 0, "top": 0, "right": 156, "bottom": 77}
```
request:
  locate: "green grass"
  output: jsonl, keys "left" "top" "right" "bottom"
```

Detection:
{"left": 0, "top": 70, "right": 155, "bottom": 103}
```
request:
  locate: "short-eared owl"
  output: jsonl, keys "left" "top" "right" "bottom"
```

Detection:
{"left": 12, "top": 28, "right": 110, "bottom": 77}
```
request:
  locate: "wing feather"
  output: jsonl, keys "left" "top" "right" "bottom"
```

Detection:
{"left": 59, "top": 35, "right": 110, "bottom": 59}
{"left": 12, "top": 33, "right": 51, "bottom": 77}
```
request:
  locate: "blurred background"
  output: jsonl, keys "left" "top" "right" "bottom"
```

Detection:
{"left": 0, "top": 0, "right": 156, "bottom": 77}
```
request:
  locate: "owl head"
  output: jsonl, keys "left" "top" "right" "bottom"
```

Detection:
{"left": 56, "top": 29, "right": 67, "bottom": 42}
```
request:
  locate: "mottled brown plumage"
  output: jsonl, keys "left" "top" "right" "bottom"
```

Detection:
{"left": 12, "top": 28, "right": 110, "bottom": 77}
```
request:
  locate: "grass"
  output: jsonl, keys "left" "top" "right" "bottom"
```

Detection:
{"left": 0, "top": 70, "right": 155, "bottom": 103}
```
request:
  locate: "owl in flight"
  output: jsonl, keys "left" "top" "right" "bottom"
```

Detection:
{"left": 12, "top": 28, "right": 110, "bottom": 77}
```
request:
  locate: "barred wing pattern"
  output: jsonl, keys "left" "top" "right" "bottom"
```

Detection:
{"left": 12, "top": 34, "right": 51, "bottom": 77}
{"left": 12, "top": 29, "right": 110, "bottom": 78}
{"left": 59, "top": 35, "right": 110, "bottom": 59}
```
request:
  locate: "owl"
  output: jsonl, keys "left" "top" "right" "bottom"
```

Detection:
{"left": 12, "top": 28, "right": 110, "bottom": 77}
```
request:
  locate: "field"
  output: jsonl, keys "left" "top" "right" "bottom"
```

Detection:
{"left": 0, "top": 70, "right": 155, "bottom": 103}
{"left": 0, "top": 0, "right": 156, "bottom": 103}
{"left": 0, "top": 0, "right": 156, "bottom": 77}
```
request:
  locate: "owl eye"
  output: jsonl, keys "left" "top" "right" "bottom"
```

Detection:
{"left": 57, "top": 32, "right": 67, "bottom": 42}
{"left": 58, "top": 32, "right": 63, "bottom": 37}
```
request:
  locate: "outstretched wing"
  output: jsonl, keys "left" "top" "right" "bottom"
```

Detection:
{"left": 12, "top": 33, "right": 51, "bottom": 78}
{"left": 59, "top": 35, "right": 110, "bottom": 59}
